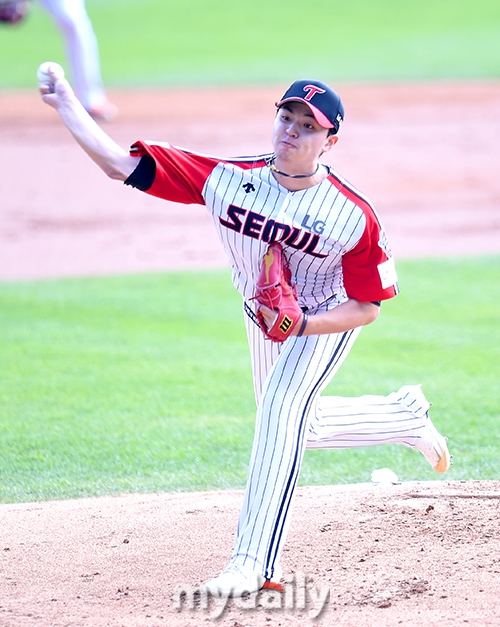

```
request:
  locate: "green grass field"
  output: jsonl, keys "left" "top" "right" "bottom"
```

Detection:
{"left": 1, "top": 258, "right": 499, "bottom": 503}
{"left": 0, "top": 0, "right": 499, "bottom": 89}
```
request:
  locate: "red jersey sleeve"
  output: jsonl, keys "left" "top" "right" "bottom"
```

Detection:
{"left": 342, "top": 212, "right": 398, "bottom": 302}
{"left": 129, "top": 141, "right": 219, "bottom": 205}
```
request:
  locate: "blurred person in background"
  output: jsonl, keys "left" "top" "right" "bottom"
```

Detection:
{"left": 0, "top": 0, "right": 118, "bottom": 121}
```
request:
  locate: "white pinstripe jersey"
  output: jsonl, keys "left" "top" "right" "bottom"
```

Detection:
{"left": 129, "top": 141, "right": 399, "bottom": 309}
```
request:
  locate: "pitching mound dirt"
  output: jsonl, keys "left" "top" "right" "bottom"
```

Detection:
{"left": 2, "top": 481, "right": 500, "bottom": 626}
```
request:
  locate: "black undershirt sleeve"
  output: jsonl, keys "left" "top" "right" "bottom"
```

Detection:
{"left": 123, "top": 155, "right": 156, "bottom": 191}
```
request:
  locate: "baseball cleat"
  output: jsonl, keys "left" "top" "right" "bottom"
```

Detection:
{"left": 397, "top": 384, "right": 451, "bottom": 473}
{"left": 203, "top": 563, "right": 283, "bottom": 597}
{"left": 418, "top": 414, "right": 451, "bottom": 473}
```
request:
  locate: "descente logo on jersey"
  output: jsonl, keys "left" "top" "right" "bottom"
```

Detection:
{"left": 219, "top": 205, "right": 327, "bottom": 258}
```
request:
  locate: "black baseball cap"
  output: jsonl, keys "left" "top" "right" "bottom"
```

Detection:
{"left": 276, "top": 79, "right": 345, "bottom": 134}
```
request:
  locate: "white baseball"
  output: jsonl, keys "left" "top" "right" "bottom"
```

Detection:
{"left": 37, "top": 61, "right": 65, "bottom": 85}
{"left": 371, "top": 468, "right": 399, "bottom": 484}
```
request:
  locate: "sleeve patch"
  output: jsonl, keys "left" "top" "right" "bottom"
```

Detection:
{"left": 377, "top": 257, "right": 398, "bottom": 289}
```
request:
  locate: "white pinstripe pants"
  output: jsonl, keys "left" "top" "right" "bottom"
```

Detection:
{"left": 233, "top": 307, "right": 430, "bottom": 580}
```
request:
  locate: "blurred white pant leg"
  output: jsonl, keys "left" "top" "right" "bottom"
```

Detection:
{"left": 39, "top": 0, "right": 106, "bottom": 109}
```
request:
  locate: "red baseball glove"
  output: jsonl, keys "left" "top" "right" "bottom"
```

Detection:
{"left": 254, "top": 243, "right": 306, "bottom": 342}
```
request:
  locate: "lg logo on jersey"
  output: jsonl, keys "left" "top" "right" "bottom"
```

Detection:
{"left": 219, "top": 205, "right": 328, "bottom": 258}
{"left": 301, "top": 214, "right": 326, "bottom": 234}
